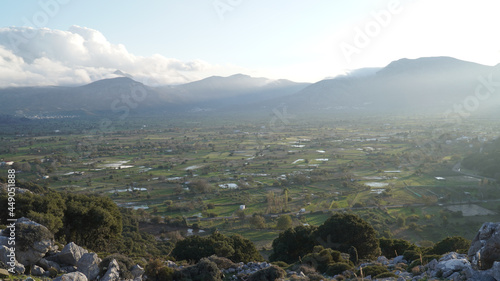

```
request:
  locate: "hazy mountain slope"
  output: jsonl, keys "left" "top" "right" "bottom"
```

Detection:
{"left": 1, "top": 57, "right": 499, "bottom": 118}
{"left": 277, "top": 57, "right": 500, "bottom": 116}
{"left": 0, "top": 75, "right": 309, "bottom": 116}
{"left": 156, "top": 74, "right": 309, "bottom": 104}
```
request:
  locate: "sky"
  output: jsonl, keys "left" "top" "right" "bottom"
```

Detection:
{"left": 0, "top": 0, "right": 500, "bottom": 87}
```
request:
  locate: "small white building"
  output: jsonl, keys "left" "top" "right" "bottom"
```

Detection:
{"left": 239, "top": 205, "right": 246, "bottom": 210}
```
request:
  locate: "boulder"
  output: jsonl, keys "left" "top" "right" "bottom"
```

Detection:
{"left": 0, "top": 236, "right": 8, "bottom": 247}
{"left": 491, "top": 261, "right": 500, "bottom": 281}
{"left": 0, "top": 245, "right": 25, "bottom": 274}
{"left": 0, "top": 268, "right": 9, "bottom": 278}
{"left": 31, "top": 265, "right": 45, "bottom": 276}
{"left": 56, "top": 242, "right": 88, "bottom": 266}
{"left": 38, "top": 257, "right": 61, "bottom": 271}
{"left": 53, "top": 271, "right": 88, "bottom": 281}
{"left": 468, "top": 222, "right": 500, "bottom": 270}
{"left": 130, "top": 264, "right": 145, "bottom": 279}
{"left": 435, "top": 253, "right": 470, "bottom": 274}
{"left": 77, "top": 253, "right": 101, "bottom": 281}
{"left": 14, "top": 217, "right": 54, "bottom": 266}
{"left": 377, "top": 256, "right": 390, "bottom": 265}
{"left": 101, "top": 259, "right": 120, "bottom": 281}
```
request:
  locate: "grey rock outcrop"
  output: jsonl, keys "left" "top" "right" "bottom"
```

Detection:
{"left": 31, "top": 264, "right": 45, "bottom": 276}
{"left": 433, "top": 252, "right": 471, "bottom": 279}
{"left": 0, "top": 245, "right": 25, "bottom": 274}
{"left": 53, "top": 271, "right": 89, "bottom": 281}
{"left": 468, "top": 222, "right": 500, "bottom": 270}
{"left": 14, "top": 217, "right": 54, "bottom": 266}
{"left": 77, "top": 253, "right": 101, "bottom": 281}
{"left": 101, "top": 259, "right": 120, "bottom": 281}
{"left": 131, "top": 264, "right": 145, "bottom": 279}
{"left": 38, "top": 257, "right": 62, "bottom": 271}
{"left": 57, "top": 242, "right": 89, "bottom": 266}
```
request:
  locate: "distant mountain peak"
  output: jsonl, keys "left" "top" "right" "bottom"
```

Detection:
{"left": 377, "top": 56, "right": 485, "bottom": 76}
{"left": 82, "top": 77, "right": 142, "bottom": 89}
{"left": 113, "top": 70, "right": 133, "bottom": 79}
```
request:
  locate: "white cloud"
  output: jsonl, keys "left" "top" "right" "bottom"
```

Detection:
{"left": 0, "top": 26, "right": 222, "bottom": 87}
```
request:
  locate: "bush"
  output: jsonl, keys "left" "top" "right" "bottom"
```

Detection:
{"left": 173, "top": 258, "right": 222, "bottom": 281}
{"left": 270, "top": 261, "right": 289, "bottom": 268}
{"left": 172, "top": 233, "right": 262, "bottom": 263}
{"left": 247, "top": 265, "right": 286, "bottom": 281}
{"left": 100, "top": 254, "right": 135, "bottom": 280}
{"left": 357, "top": 265, "right": 388, "bottom": 278}
{"left": 375, "top": 272, "right": 399, "bottom": 278}
{"left": 313, "top": 213, "right": 381, "bottom": 260}
{"left": 157, "top": 266, "right": 175, "bottom": 281}
{"left": 305, "top": 272, "right": 325, "bottom": 281}
{"left": 270, "top": 225, "right": 317, "bottom": 264}
{"left": 206, "top": 255, "right": 236, "bottom": 270}
{"left": 430, "top": 236, "right": 470, "bottom": 255}
{"left": 302, "top": 246, "right": 343, "bottom": 273}
{"left": 325, "top": 262, "right": 353, "bottom": 276}
{"left": 145, "top": 259, "right": 168, "bottom": 281}
{"left": 403, "top": 250, "right": 421, "bottom": 262}
{"left": 379, "top": 238, "right": 418, "bottom": 258}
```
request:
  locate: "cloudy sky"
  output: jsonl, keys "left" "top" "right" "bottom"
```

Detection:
{"left": 0, "top": 0, "right": 500, "bottom": 87}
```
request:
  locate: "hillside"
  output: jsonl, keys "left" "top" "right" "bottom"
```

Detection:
{"left": 273, "top": 57, "right": 500, "bottom": 117}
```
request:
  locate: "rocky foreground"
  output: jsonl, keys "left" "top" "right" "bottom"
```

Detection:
{"left": 2, "top": 218, "right": 500, "bottom": 280}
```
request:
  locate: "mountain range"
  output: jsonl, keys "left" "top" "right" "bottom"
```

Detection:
{"left": 1, "top": 56, "right": 499, "bottom": 119}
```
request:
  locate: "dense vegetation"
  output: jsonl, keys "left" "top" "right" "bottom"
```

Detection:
{"left": 462, "top": 137, "right": 500, "bottom": 180}
{"left": 0, "top": 116, "right": 499, "bottom": 279}
{"left": 0, "top": 179, "right": 172, "bottom": 257}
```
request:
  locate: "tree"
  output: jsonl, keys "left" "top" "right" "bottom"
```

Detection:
{"left": 172, "top": 232, "right": 262, "bottom": 263}
{"left": 269, "top": 225, "right": 317, "bottom": 264}
{"left": 276, "top": 215, "right": 292, "bottom": 230}
{"left": 430, "top": 236, "right": 471, "bottom": 255}
{"left": 379, "top": 238, "right": 418, "bottom": 258}
{"left": 249, "top": 214, "right": 266, "bottom": 229}
{"left": 313, "top": 213, "right": 381, "bottom": 259}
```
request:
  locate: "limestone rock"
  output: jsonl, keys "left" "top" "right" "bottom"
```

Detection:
{"left": 56, "top": 242, "right": 88, "bottom": 266}
{"left": 131, "top": 264, "right": 145, "bottom": 279}
{"left": 101, "top": 259, "right": 120, "bottom": 281}
{"left": 491, "top": 261, "right": 500, "bottom": 281}
{"left": 434, "top": 252, "right": 470, "bottom": 275}
{"left": 31, "top": 264, "right": 45, "bottom": 276}
{"left": 14, "top": 217, "right": 54, "bottom": 266}
{"left": 38, "top": 257, "right": 61, "bottom": 271}
{"left": 0, "top": 268, "right": 9, "bottom": 278}
{"left": 77, "top": 253, "right": 101, "bottom": 281}
{"left": 53, "top": 271, "right": 88, "bottom": 281}
{"left": 468, "top": 222, "right": 500, "bottom": 270}
{"left": 0, "top": 245, "right": 25, "bottom": 274}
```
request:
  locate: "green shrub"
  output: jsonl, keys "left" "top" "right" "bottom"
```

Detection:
{"left": 357, "top": 265, "right": 388, "bottom": 278}
{"left": 247, "top": 265, "right": 286, "bottom": 281}
{"left": 99, "top": 254, "right": 135, "bottom": 280}
{"left": 379, "top": 238, "right": 418, "bottom": 258}
{"left": 206, "top": 255, "right": 236, "bottom": 270}
{"left": 270, "top": 261, "right": 289, "bottom": 268}
{"left": 375, "top": 272, "right": 398, "bottom": 278}
{"left": 173, "top": 258, "right": 222, "bottom": 281}
{"left": 325, "top": 262, "right": 353, "bottom": 276}
{"left": 157, "top": 266, "right": 175, "bottom": 281}
{"left": 430, "top": 236, "right": 470, "bottom": 255}
{"left": 402, "top": 250, "right": 421, "bottom": 262}
{"left": 313, "top": 213, "right": 381, "bottom": 260}
{"left": 302, "top": 246, "right": 343, "bottom": 273}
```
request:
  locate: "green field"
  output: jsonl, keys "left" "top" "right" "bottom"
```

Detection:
{"left": 1, "top": 116, "right": 499, "bottom": 249}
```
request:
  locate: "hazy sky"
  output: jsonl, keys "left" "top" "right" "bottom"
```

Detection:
{"left": 1, "top": 0, "right": 500, "bottom": 86}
